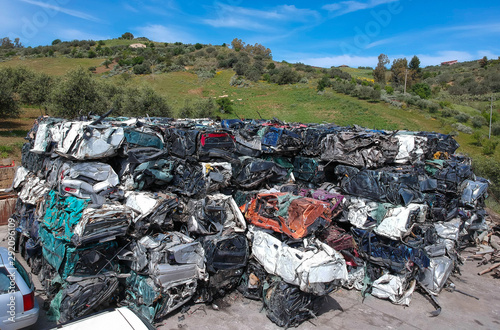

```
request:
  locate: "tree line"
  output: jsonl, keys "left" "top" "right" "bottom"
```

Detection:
{"left": 0, "top": 66, "right": 215, "bottom": 119}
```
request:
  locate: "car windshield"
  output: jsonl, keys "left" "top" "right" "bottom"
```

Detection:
{"left": 14, "top": 259, "right": 31, "bottom": 288}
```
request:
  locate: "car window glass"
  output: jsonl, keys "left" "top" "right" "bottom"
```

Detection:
{"left": 0, "top": 268, "right": 12, "bottom": 293}
{"left": 14, "top": 259, "right": 31, "bottom": 287}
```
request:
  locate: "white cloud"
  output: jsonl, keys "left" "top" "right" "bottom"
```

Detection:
{"left": 365, "top": 22, "right": 500, "bottom": 50}
{"left": 365, "top": 37, "right": 399, "bottom": 49}
{"left": 19, "top": 0, "right": 100, "bottom": 22}
{"left": 323, "top": 0, "right": 399, "bottom": 16}
{"left": 123, "top": 3, "right": 139, "bottom": 13}
{"left": 442, "top": 23, "right": 500, "bottom": 33}
{"left": 135, "top": 24, "right": 194, "bottom": 43}
{"left": 123, "top": 0, "right": 180, "bottom": 16}
{"left": 203, "top": 17, "right": 269, "bottom": 31}
{"left": 202, "top": 3, "right": 320, "bottom": 31}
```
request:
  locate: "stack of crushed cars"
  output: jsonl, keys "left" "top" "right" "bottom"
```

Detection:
{"left": 10, "top": 115, "right": 489, "bottom": 327}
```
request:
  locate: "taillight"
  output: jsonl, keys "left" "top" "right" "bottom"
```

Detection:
{"left": 23, "top": 291, "right": 35, "bottom": 312}
{"left": 64, "top": 187, "right": 77, "bottom": 193}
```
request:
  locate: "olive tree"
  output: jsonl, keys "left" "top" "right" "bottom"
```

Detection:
{"left": 48, "top": 67, "right": 106, "bottom": 118}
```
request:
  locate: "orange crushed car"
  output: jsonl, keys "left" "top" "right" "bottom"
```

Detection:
{"left": 241, "top": 193, "right": 334, "bottom": 239}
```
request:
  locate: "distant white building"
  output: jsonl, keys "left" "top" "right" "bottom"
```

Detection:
{"left": 129, "top": 43, "right": 147, "bottom": 49}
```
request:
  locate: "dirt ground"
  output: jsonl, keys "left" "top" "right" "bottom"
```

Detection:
{"left": 0, "top": 224, "right": 498, "bottom": 330}
{"left": 155, "top": 248, "right": 500, "bottom": 330}
{"left": 93, "top": 61, "right": 117, "bottom": 74}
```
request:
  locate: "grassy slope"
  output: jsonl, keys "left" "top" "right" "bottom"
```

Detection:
{"left": 118, "top": 70, "right": 425, "bottom": 130}
{"left": 340, "top": 67, "right": 374, "bottom": 80}
{"left": 0, "top": 107, "right": 40, "bottom": 164}
{"left": 101, "top": 39, "right": 139, "bottom": 47}
{"left": 0, "top": 57, "right": 103, "bottom": 75}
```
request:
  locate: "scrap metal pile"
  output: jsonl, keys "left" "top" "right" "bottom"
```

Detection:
{"left": 10, "top": 115, "right": 490, "bottom": 327}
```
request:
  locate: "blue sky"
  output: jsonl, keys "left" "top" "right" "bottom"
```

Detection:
{"left": 2, "top": 0, "right": 500, "bottom": 67}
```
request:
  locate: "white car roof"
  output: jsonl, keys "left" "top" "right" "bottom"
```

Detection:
{"left": 52, "top": 307, "right": 152, "bottom": 330}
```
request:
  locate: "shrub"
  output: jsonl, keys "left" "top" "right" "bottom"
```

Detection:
{"left": 317, "top": 76, "right": 331, "bottom": 91}
{"left": 439, "top": 100, "right": 452, "bottom": 109}
{"left": 270, "top": 66, "right": 301, "bottom": 85}
{"left": 178, "top": 100, "right": 195, "bottom": 118}
{"left": 216, "top": 97, "right": 233, "bottom": 114}
{"left": 381, "top": 93, "right": 402, "bottom": 108}
{"left": 355, "top": 86, "right": 373, "bottom": 100}
{"left": 133, "top": 63, "right": 151, "bottom": 74}
{"left": 410, "top": 95, "right": 422, "bottom": 105}
{"left": 385, "top": 85, "right": 394, "bottom": 94}
{"left": 195, "top": 98, "right": 218, "bottom": 118}
{"left": 472, "top": 156, "right": 500, "bottom": 200}
{"left": 102, "top": 59, "right": 112, "bottom": 68}
{"left": 368, "top": 87, "right": 381, "bottom": 101}
{"left": 48, "top": 67, "right": 105, "bottom": 118}
{"left": 234, "top": 62, "right": 248, "bottom": 76}
{"left": 195, "top": 50, "right": 206, "bottom": 58}
{"left": 245, "top": 67, "right": 261, "bottom": 82}
{"left": 332, "top": 80, "right": 355, "bottom": 95}
{"left": 442, "top": 108, "right": 458, "bottom": 117}
{"left": 452, "top": 123, "right": 473, "bottom": 134}
{"left": 492, "top": 122, "right": 500, "bottom": 136}
{"left": 482, "top": 140, "right": 498, "bottom": 155}
{"left": 196, "top": 70, "right": 215, "bottom": 79}
{"left": 472, "top": 132, "right": 485, "bottom": 146}
{"left": 122, "top": 86, "right": 172, "bottom": 117}
{"left": 0, "top": 87, "right": 19, "bottom": 118}
{"left": 18, "top": 72, "right": 53, "bottom": 106}
{"left": 330, "top": 68, "right": 351, "bottom": 80}
{"left": 428, "top": 102, "right": 439, "bottom": 113}
{"left": 455, "top": 113, "right": 470, "bottom": 123}
{"left": 472, "top": 116, "right": 487, "bottom": 128}
{"left": 230, "top": 75, "right": 251, "bottom": 88}
{"left": 432, "top": 86, "right": 441, "bottom": 95}
{"left": 416, "top": 99, "right": 428, "bottom": 109}
{"left": 448, "top": 84, "right": 468, "bottom": 95}
{"left": 482, "top": 110, "right": 498, "bottom": 124}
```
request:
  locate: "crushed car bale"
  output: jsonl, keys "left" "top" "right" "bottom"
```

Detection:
{"left": 9, "top": 116, "right": 491, "bottom": 327}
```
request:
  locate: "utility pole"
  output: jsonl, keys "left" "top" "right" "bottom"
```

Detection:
{"left": 489, "top": 94, "right": 494, "bottom": 139}
{"left": 404, "top": 69, "right": 408, "bottom": 95}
